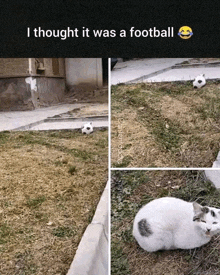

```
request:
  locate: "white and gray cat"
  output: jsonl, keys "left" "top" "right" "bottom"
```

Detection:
{"left": 133, "top": 197, "right": 220, "bottom": 252}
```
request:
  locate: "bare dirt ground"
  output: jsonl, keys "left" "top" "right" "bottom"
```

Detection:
{"left": 181, "top": 58, "right": 220, "bottom": 65}
{"left": 111, "top": 170, "right": 220, "bottom": 275}
{"left": 111, "top": 81, "right": 220, "bottom": 167}
{"left": 51, "top": 103, "right": 108, "bottom": 119}
{"left": 64, "top": 86, "right": 108, "bottom": 104}
{"left": 0, "top": 130, "right": 108, "bottom": 275}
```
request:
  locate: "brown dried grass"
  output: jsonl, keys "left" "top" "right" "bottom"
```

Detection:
{"left": 0, "top": 130, "right": 108, "bottom": 275}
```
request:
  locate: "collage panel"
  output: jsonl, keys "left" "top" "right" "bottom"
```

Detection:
{"left": 0, "top": 58, "right": 109, "bottom": 275}
{"left": 111, "top": 58, "right": 220, "bottom": 168}
{"left": 111, "top": 170, "right": 220, "bottom": 275}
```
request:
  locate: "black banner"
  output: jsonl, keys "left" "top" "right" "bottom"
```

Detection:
{"left": 1, "top": 1, "right": 220, "bottom": 57}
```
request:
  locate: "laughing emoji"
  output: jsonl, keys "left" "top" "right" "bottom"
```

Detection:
{"left": 178, "top": 26, "right": 193, "bottom": 39}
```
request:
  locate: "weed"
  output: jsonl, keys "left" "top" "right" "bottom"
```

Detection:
{"left": 95, "top": 138, "right": 108, "bottom": 148}
{"left": 26, "top": 196, "right": 46, "bottom": 209}
{"left": 113, "top": 156, "right": 133, "bottom": 167}
{"left": 54, "top": 160, "right": 63, "bottom": 166}
{"left": 196, "top": 97, "right": 220, "bottom": 121}
{"left": 15, "top": 251, "right": 38, "bottom": 274}
{"left": 34, "top": 212, "right": 48, "bottom": 222}
{"left": 0, "top": 223, "right": 12, "bottom": 244}
{"left": 0, "top": 131, "right": 10, "bottom": 145}
{"left": 111, "top": 241, "right": 131, "bottom": 275}
{"left": 52, "top": 226, "right": 75, "bottom": 238}
{"left": 68, "top": 165, "right": 77, "bottom": 175}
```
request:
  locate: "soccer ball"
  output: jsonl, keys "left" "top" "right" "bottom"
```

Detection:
{"left": 193, "top": 74, "right": 206, "bottom": 89}
{"left": 81, "top": 122, "right": 93, "bottom": 134}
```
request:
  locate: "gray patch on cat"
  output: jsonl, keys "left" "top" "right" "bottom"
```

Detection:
{"left": 193, "top": 204, "right": 210, "bottom": 221}
{"left": 138, "top": 219, "right": 153, "bottom": 237}
{"left": 202, "top": 207, "right": 209, "bottom": 214}
{"left": 211, "top": 210, "right": 216, "bottom": 217}
{"left": 193, "top": 211, "right": 206, "bottom": 221}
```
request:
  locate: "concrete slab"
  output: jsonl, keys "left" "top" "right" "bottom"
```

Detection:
{"left": 13, "top": 117, "right": 108, "bottom": 131}
{"left": 0, "top": 103, "right": 108, "bottom": 132}
{"left": 0, "top": 104, "right": 85, "bottom": 131}
{"left": 111, "top": 58, "right": 190, "bottom": 85}
{"left": 205, "top": 152, "right": 220, "bottom": 189}
{"left": 145, "top": 67, "right": 220, "bottom": 83}
{"left": 67, "top": 181, "right": 109, "bottom": 275}
{"left": 29, "top": 120, "right": 108, "bottom": 131}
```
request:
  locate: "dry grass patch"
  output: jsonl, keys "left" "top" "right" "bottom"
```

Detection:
{"left": 111, "top": 82, "right": 220, "bottom": 167}
{"left": 111, "top": 170, "right": 220, "bottom": 275}
{"left": 0, "top": 130, "right": 108, "bottom": 275}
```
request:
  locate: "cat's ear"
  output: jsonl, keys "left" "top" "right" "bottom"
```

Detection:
{"left": 193, "top": 202, "right": 202, "bottom": 214}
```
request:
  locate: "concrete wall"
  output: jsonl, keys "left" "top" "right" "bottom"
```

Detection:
{"left": 0, "top": 78, "right": 34, "bottom": 111}
{"left": 65, "top": 58, "right": 103, "bottom": 89}
{"left": 0, "top": 77, "right": 65, "bottom": 111}
{"left": 36, "top": 77, "right": 65, "bottom": 106}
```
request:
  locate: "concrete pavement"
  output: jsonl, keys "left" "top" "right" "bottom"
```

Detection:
{"left": 145, "top": 67, "right": 220, "bottom": 83}
{"left": 111, "top": 58, "right": 190, "bottom": 84}
{"left": 0, "top": 103, "right": 108, "bottom": 132}
{"left": 111, "top": 58, "right": 220, "bottom": 84}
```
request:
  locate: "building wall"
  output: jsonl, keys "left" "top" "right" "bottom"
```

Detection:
{"left": 34, "top": 58, "right": 65, "bottom": 77}
{"left": 0, "top": 58, "right": 66, "bottom": 111}
{"left": 65, "top": 58, "right": 103, "bottom": 89}
{"left": 0, "top": 58, "right": 105, "bottom": 111}
{"left": 0, "top": 58, "right": 29, "bottom": 77}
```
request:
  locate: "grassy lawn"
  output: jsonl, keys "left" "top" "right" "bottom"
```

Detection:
{"left": 0, "top": 130, "right": 108, "bottom": 275}
{"left": 111, "top": 170, "right": 220, "bottom": 275}
{"left": 111, "top": 81, "right": 220, "bottom": 167}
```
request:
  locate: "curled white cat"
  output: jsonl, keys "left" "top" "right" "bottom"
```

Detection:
{"left": 133, "top": 197, "right": 220, "bottom": 252}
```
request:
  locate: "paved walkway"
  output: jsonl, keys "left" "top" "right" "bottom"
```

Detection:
{"left": 0, "top": 103, "right": 108, "bottom": 131}
{"left": 145, "top": 67, "right": 220, "bottom": 83}
{"left": 111, "top": 58, "right": 220, "bottom": 84}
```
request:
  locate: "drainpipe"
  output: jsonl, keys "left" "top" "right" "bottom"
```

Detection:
{"left": 28, "top": 58, "right": 32, "bottom": 75}
{"left": 25, "top": 58, "right": 38, "bottom": 108}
